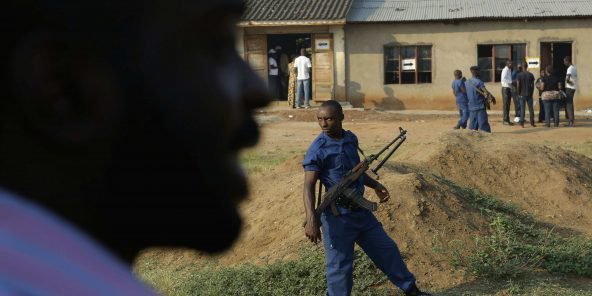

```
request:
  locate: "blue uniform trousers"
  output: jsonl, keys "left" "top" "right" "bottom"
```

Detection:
{"left": 320, "top": 210, "right": 416, "bottom": 296}
{"left": 469, "top": 109, "right": 491, "bottom": 132}
{"left": 457, "top": 107, "right": 469, "bottom": 129}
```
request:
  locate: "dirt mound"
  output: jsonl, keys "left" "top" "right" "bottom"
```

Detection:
{"left": 425, "top": 131, "right": 592, "bottom": 236}
{"left": 137, "top": 128, "right": 592, "bottom": 291}
{"left": 215, "top": 132, "right": 590, "bottom": 286}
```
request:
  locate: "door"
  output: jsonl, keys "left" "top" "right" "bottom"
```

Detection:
{"left": 245, "top": 35, "right": 268, "bottom": 82}
{"left": 540, "top": 43, "right": 552, "bottom": 71}
{"left": 540, "top": 42, "right": 572, "bottom": 79}
{"left": 312, "top": 34, "right": 334, "bottom": 101}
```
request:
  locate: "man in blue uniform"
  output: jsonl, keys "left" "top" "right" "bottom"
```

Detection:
{"left": 302, "top": 100, "right": 432, "bottom": 296}
{"left": 465, "top": 66, "right": 492, "bottom": 133}
{"left": 452, "top": 70, "right": 469, "bottom": 129}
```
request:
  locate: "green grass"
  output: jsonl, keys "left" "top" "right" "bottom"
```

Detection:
{"left": 564, "top": 140, "right": 592, "bottom": 158}
{"left": 240, "top": 149, "right": 305, "bottom": 173}
{"left": 441, "top": 273, "right": 592, "bottom": 295}
{"left": 135, "top": 246, "right": 592, "bottom": 296}
{"left": 135, "top": 247, "right": 403, "bottom": 296}
{"left": 437, "top": 177, "right": 592, "bottom": 280}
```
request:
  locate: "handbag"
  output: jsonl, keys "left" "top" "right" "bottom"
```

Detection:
{"left": 541, "top": 90, "right": 560, "bottom": 101}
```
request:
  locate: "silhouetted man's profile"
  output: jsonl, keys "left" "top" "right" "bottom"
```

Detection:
{"left": 1, "top": 1, "right": 270, "bottom": 294}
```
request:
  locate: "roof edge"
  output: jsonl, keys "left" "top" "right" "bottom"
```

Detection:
{"left": 346, "top": 15, "right": 592, "bottom": 24}
{"left": 238, "top": 19, "right": 346, "bottom": 27}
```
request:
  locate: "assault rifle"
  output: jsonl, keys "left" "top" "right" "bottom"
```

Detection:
{"left": 314, "top": 127, "right": 408, "bottom": 217}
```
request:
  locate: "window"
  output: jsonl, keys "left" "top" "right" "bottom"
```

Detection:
{"left": 477, "top": 44, "right": 526, "bottom": 82}
{"left": 384, "top": 45, "right": 432, "bottom": 84}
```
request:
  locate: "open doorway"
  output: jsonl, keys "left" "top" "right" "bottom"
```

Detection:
{"left": 267, "top": 34, "right": 312, "bottom": 101}
{"left": 540, "top": 42, "right": 572, "bottom": 82}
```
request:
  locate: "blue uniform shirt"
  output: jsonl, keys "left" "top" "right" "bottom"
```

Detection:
{"left": 451, "top": 79, "right": 468, "bottom": 109}
{"left": 465, "top": 77, "right": 486, "bottom": 111}
{"left": 303, "top": 130, "right": 365, "bottom": 196}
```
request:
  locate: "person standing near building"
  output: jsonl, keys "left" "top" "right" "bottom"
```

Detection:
{"left": 303, "top": 100, "right": 433, "bottom": 296}
{"left": 294, "top": 48, "right": 312, "bottom": 109}
{"left": 268, "top": 49, "right": 280, "bottom": 100}
{"left": 277, "top": 46, "right": 290, "bottom": 100}
{"left": 516, "top": 63, "right": 536, "bottom": 127}
{"left": 541, "top": 65, "right": 563, "bottom": 128}
{"left": 564, "top": 56, "right": 577, "bottom": 127}
{"left": 466, "top": 66, "right": 492, "bottom": 133}
{"left": 287, "top": 54, "right": 298, "bottom": 108}
{"left": 511, "top": 64, "right": 523, "bottom": 123}
{"left": 536, "top": 69, "right": 546, "bottom": 123}
{"left": 501, "top": 60, "right": 514, "bottom": 125}
{"left": 452, "top": 70, "right": 469, "bottom": 129}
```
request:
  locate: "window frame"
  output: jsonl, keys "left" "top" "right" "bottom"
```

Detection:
{"left": 384, "top": 45, "right": 432, "bottom": 85}
{"left": 477, "top": 44, "right": 527, "bottom": 83}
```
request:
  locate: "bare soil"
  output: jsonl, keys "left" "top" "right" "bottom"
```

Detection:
{"left": 137, "top": 109, "right": 592, "bottom": 291}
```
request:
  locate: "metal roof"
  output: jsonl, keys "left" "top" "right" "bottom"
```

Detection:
{"left": 241, "top": 0, "right": 353, "bottom": 22}
{"left": 347, "top": 0, "right": 592, "bottom": 22}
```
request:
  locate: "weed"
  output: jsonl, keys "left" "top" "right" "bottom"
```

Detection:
{"left": 438, "top": 177, "right": 592, "bottom": 280}
{"left": 240, "top": 149, "right": 304, "bottom": 173}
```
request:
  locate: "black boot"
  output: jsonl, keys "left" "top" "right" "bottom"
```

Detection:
{"left": 405, "top": 284, "right": 434, "bottom": 296}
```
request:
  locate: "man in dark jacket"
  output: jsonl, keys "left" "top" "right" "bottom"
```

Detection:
{"left": 516, "top": 63, "right": 536, "bottom": 127}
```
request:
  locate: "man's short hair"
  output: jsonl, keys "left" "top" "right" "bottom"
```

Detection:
{"left": 321, "top": 100, "right": 343, "bottom": 115}
{"left": 564, "top": 56, "right": 572, "bottom": 63}
{"left": 470, "top": 66, "right": 480, "bottom": 71}
{"left": 454, "top": 70, "right": 462, "bottom": 78}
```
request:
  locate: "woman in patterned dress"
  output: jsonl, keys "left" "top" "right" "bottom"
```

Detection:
{"left": 287, "top": 54, "right": 298, "bottom": 108}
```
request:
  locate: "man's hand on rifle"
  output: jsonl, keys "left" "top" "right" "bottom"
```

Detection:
{"left": 304, "top": 215, "right": 322, "bottom": 244}
{"left": 374, "top": 183, "right": 390, "bottom": 203}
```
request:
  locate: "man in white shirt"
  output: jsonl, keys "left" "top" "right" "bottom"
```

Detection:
{"left": 564, "top": 56, "right": 577, "bottom": 127}
{"left": 294, "top": 48, "right": 313, "bottom": 108}
{"left": 269, "top": 49, "right": 280, "bottom": 100}
{"left": 500, "top": 60, "right": 514, "bottom": 125}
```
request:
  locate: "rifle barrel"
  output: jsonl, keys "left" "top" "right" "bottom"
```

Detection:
{"left": 372, "top": 128, "right": 406, "bottom": 160}
{"left": 371, "top": 135, "right": 406, "bottom": 174}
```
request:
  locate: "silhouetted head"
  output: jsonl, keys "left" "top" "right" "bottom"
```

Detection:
{"left": 2, "top": 0, "right": 271, "bottom": 262}
{"left": 564, "top": 56, "right": 572, "bottom": 66}
{"left": 454, "top": 70, "right": 462, "bottom": 79}
{"left": 470, "top": 66, "right": 481, "bottom": 78}
{"left": 506, "top": 60, "right": 513, "bottom": 68}
{"left": 300, "top": 48, "right": 306, "bottom": 56}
